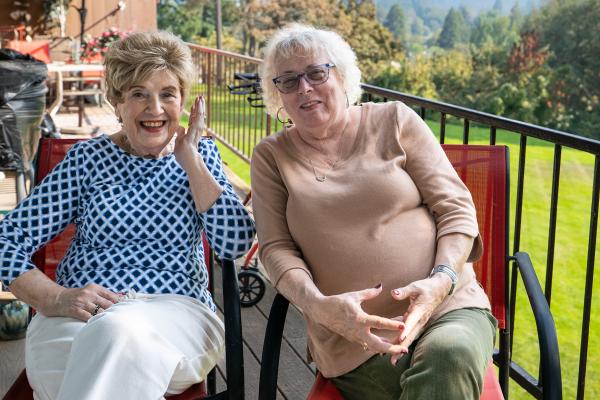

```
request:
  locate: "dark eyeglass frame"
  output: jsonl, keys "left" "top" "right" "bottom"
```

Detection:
{"left": 272, "top": 63, "right": 336, "bottom": 94}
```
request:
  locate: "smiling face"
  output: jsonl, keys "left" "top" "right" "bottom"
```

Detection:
{"left": 115, "top": 69, "right": 183, "bottom": 157}
{"left": 276, "top": 51, "right": 347, "bottom": 135}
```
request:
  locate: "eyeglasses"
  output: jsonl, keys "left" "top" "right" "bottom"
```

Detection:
{"left": 272, "top": 63, "right": 336, "bottom": 94}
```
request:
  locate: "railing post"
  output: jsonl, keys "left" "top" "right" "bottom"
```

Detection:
{"left": 577, "top": 156, "right": 600, "bottom": 400}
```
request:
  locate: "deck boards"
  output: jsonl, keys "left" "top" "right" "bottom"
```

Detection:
{"left": 212, "top": 262, "right": 315, "bottom": 400}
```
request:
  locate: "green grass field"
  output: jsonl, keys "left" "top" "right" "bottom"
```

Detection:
{"left": 184, "top": 93, "right": 598, "bottom": 398}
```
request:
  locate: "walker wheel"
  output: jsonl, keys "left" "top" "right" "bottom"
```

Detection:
{"left": 238, "top": 269, "right": 265, "bottom": 307}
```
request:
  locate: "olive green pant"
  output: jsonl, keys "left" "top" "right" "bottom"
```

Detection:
{"left": 331, "top": 308, "right": 497, "bottom": 400}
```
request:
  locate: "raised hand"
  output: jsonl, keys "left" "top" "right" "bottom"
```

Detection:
{"left": 174, "top": 95, "right": 207, "bottom": 169}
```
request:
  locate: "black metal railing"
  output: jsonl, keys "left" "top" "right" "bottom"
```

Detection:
{"left": 361, "top": 84, "right": 599, "bottom": 400}
{"left": 188, "top": 43, "right": 599, "bottom": 399}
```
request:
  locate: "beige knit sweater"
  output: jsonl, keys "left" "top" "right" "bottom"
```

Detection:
{"left": 251, "top": 101, "right": 491, "bottom": 378}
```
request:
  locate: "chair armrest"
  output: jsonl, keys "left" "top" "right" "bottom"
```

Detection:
{"left": 511, "top": 252, "right": 562, "bottom": 400}
{"left": 258, "top": 293, "right": 290, "bottom": 400}
{"left": 220, "top": 258, "right": 244, "bottom": 400}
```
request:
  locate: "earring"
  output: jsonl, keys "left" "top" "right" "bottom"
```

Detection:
{"left": 276, "top": 107, "right": 292, "bottom": 126}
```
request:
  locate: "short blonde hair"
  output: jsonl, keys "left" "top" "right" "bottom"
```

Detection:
{"left": 104, "top": 31, "right": 194, "bottom": 106}
{"left": 259, "top": 24, "right": 362, "bottom": 116}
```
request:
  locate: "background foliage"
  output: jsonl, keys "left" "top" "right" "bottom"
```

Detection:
{"left": 158, "top": 0, "right": 599, "bottom": 138}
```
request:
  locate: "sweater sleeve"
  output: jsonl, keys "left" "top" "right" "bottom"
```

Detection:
{"left": 250, "top": 139, "right": 313, "bottom": 287}
{"left": 198, "top": 138, "right": 255, "bottom": 259}
{"left": 395, "top": 102, "right": 483, "bottom": 262}
{"left": 0, "top": 143, "right": 83, "bottom": 288}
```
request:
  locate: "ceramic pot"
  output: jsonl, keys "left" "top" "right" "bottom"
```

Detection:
{"left": 0, "top": 299, "right": 30, "bottom": 340}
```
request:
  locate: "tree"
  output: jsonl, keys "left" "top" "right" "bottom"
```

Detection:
{"left": 509, "top": 1, "right": 523, "bottom": 30}
{"left": 384, "top": 4, "right": 406, "bottom": 40}
{"left": 493, "top": 0, "right": 504, "bottom": 13}
{"left": 237, "top": 0, "right": 354, "bottom": 57}
{"left": 436, "top": 8, "right": 469, "bottom": 49}
{"left": 345, "top": 0, "right": 400, "bottom": 79}
{"left": 157, "top": 0, "right": 206, "bottom": 42}
{"left": 469, "top": 11, "right": 518, "bottom": 50}
{"left": 507, "top": 30, "right": 548, "bottom": 74}
{"left": 528, "top": 0, "right": 600, "bottom": 136}
{"left": 237, "top": 0, "right": 399, "bottom": 81}
{"left": 370, "top": 54, "right": 437, "bottom": 100}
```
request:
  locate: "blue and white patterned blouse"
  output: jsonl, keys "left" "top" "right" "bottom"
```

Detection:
{"left": 0, "top": 135, "right": 255, "bottom": 311}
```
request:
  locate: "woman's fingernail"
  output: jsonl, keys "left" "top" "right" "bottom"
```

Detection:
{"left": 393, "top": 289, "right": 400, "bottom": 295}
{"left": 374, "top": 283, "right": 382, "bottom": 289}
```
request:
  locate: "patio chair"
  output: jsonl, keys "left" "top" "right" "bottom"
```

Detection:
{"left": 258, "top": 144, "right": 562, "bottom": 400}
{"left": 3, "top": 137, "right": 244, "bottom": 400}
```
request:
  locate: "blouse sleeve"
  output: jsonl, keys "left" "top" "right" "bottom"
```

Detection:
{"left": 0, "top": 143, "right": 83, "bottom": 288}
{"left": 395, "top": 102, "right": 483, "bottom": 262}
{"left": 250, "top": 139, "right": 313, "bottom": 287}
{"left": 198, "top": 138, "right": 255, "bottom": 259}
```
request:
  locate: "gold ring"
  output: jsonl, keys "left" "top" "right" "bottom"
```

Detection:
{"left": 92, "top": 304, "right": 101, "bottom": 316}
{"left": 362, "top": 342, "right": 369, "bottom": 351}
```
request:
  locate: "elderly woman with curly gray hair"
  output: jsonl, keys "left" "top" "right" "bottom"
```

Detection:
{"left": 0, "top": 31, "right": 255, "bottom": 399}
{"left": 251, "top": 24, "right": 496, "bottom": 399}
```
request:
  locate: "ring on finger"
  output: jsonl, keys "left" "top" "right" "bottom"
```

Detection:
{"left": 91, "top": 304, "right": 101, "bottom": 316}
{"left": 362, "top": 342, "right": 369, "bottom": 351}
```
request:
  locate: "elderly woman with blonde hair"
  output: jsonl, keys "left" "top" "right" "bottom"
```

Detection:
{"left": 0, "top": 31, "right": 255, "bottom": 399}
{"left": 251, "top": 24, "right": 496, "bottom": 399}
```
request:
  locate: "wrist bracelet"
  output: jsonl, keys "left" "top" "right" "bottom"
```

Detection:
{"left": 429, "top": 264, "right": 458, "bottom": 296}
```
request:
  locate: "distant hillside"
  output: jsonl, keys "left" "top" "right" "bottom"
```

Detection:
{"left": 376, "top": 0, "right": 543, "bottom": 15}
{"left": 375, "top": 0, "right": 543, "bottom": 35}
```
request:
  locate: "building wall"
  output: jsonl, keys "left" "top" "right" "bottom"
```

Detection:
{"left": 0, "top": 0, "right": 157, "bottom": 61}
{"left": 63, "top": 0, "right": 157, "bottom": 38}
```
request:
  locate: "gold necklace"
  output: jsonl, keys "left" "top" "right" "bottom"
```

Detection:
{"left": 297, "top": 118, "right": 350, "bottom": 182}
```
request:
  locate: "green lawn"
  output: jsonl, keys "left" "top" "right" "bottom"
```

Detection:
{"left": 185, "top": 94, "right": 598, "bottom": 398}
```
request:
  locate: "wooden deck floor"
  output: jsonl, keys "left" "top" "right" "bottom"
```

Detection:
{"left": 0, "top": 105, "right": 316, "bottom": 399}
{"left": 213, "top": 264, "right": 315, "bottom": 399}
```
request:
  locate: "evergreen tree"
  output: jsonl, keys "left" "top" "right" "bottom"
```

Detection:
{"left": 509, "top": 1, "right": 523, "bottom": 29}
{"left": 436, "top": 7, "right": 469, "bottom": 49}
{"left": 459, "top": 6, "right": 472, "bottom": 24}
{"left": 493, "top": 0, "right": 504, "bottom": 13}
{"left": 384, "top": 4, "right": 406, "bottom": 40}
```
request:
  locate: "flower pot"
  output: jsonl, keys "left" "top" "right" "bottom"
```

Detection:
{"left": 0, "top": 298, "right": 30, "bottom": 340}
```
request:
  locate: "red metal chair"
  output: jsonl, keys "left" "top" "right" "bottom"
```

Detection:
{"left": 4, "top": 137, "right": 244, "bottom": 400}
{"left": 258, "top": 145, "right": 562, "bottom": 400}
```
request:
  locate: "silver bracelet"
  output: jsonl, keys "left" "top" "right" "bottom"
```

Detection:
{"left": 429, "top": 264, "right": 458, "bottom": 296}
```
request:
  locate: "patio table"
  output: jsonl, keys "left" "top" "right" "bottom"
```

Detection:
{"left": 46, "top": 63, "right": 105, "bottom": 126}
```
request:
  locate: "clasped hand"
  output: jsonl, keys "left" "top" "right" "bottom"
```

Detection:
{"left": 310, "top": 275, "right": 451, "bottom": 364}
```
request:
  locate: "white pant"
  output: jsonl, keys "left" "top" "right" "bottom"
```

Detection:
{"left": 25, "top": 293, "right": 225, "bottom": 400}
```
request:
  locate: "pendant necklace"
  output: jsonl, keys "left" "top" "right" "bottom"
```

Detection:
{"left": 309, "top": 158, "right": 327, "bottom": 182}
{"left": 300, "top": 118, "right": 350, "bottom": 182}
